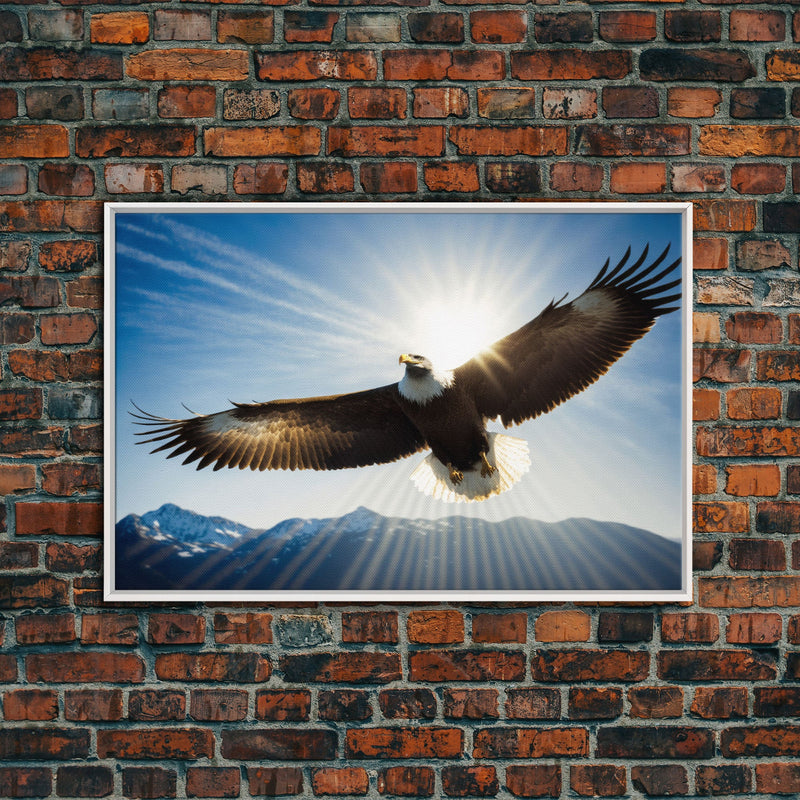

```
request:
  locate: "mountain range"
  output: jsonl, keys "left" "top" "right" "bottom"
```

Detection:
{"left": 114, "top": 504, "right": 682, "bottom": 593}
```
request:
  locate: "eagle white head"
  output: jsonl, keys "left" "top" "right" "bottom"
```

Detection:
{"left": 397, "top": 353, "right": 455, "bottom": 405}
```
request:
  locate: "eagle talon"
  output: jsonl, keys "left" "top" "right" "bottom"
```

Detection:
{"left": 449, "top": 466, "right": 464, "bottom": 485}
{"left": 480, "top": 451, "right": 496, "bottom": 478}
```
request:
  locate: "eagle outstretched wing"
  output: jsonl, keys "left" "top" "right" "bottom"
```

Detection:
{"left": 455, "top": 244, "right": 681, "bottom": 427}
{"left": 132, "top": 385, "right": 426, "bottom": 472}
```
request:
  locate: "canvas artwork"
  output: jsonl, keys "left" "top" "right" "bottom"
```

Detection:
{"left": 104, "top": 202, "right": 692, "bottom": 601}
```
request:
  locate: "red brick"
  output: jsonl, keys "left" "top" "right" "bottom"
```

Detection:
{"left": 473, "top": 728, "right": 588, "bottom": 759}
{"left": 15, "top": 501, "right": 101, "bottom": 536}
{"left": 472, "top": 612, "right": 526, "bottom": 643}
{"left": 297, "top": 162, "right": 354, "bottom": 193}
{"left": 341, "top": 611, "right": 398, "bottom": 643}
{"left": 727, "top": 612, "right": 782, "bottom": 644}
{"left": 531, "top": 650, "right": 649, "bottom": 682}
{"left": 662, "top": 613, "right": 719, "bottom": 643}
{"left": 319, "top": 689, "right": 371, "bottom": 721}
{"left": 76, "top": 125, "right": 195, "bottom": 158}
{"left": 755, "top": 687, "right": 800, "bottom": 717}
{"left": 738, "top": 240, "right": 792, "bottom": 272}
{"left": 450, "top": 125, "right": 566, "bottom": 156}
{"left": 15, "top": 613, "right": 76, "bottom": 644}
{"left": 599, "top": 11, "right": 656, "bottom": 42}
{"left": 127, "top": 48, "right": 248, "bottom": 81}
{"left": 695, "top": 541, "right": 723, "bottom": 571}
{"left": 39, "top": 240, "right": 97, "bottom": 272}
{"left": 329, "top": 125, "right": 444, "bottom": 157}
{"left": 726, "top": 311, "right": 782, "bottom": 343}
{"left": 247, "top": 767, "right": 303, "bottom": 796}
{"left": 570, "top": 765, "right": 626, "bottom": 797}
{"left": 186, "top": 767, "right": 240, "bottom": 799}
{"left": 603, "top": 86, "right": 659, "bottom": 118}
{"left": 695, "top": 313, "right": 721, "bottom": 343}
{"left": 550, "top": 162, "right": 603, "bottom": 192}
{"left": 81, "top": 613, "right": 138, "bottom": 645}
{"left": 441, "top": 766, "right": 498, "bottom": 797}
{"left": 360, "top": 162, "right": 417, "bottom": 193}
{"left": 0, "top": 541, "right": 38, "bottom": 570}
{"left": 701, "top": 575, "right": 800, "bottom": 607}
{"left": 346, "top": 728, "right": 463, "bottom": 759}
{"left": 90, "top": 11, "right": 149, "bottom": 43}
{"left": 190, "top": 689, "right": 248, "bottom": 722}
{"left": 693, "top": 464, "right": 717, "bottom": 495}
{"left": 312, "top": 768, "right": 369, "bottom": 796}
{"left": 129, "top": 690, "right": 186, "bottom": 721}
{"left": 0, "top": 47, "right": 122, "bottom": 81}
{"left": 40, "top": 458, "right": 98, "bottom": 495}
{"left": 732, "top": 163, "right": 786, "bottom": 195}
{"left": 478, "top": 88, "right": 536, "bottom": 119}
{"left": 0, "top": 768, "right": 52, "bottom": 797}
{"left": 700, "top": 125, "right": 800, "bottom": 157}
{"left": 506, "top": 765, "right": 561, "bottom": 798}
{"left": 56, "top": 766, "right": 114, "bottom": 798}
{"left": 284, "top": 10, "right": 337, "bottom": 42}
{"left": 413, "top": 87, "right": 468, "bottom": 118}
{"left": 444, "top": 688, "right": 499, "bottom": 720}
{"left": 148, "top": 613, "right": 205, "bottom": 645}
{"left": 610, "top": 162, "right": 666, "bottom": 194}
{"left": 696, "top": 764, "right": 752, "bottom": 795}
{"left": 41, "top": 312, "right": 97, "bottom": 345}
{"left": 98, "top": 728, "right": 214, "bottom": 760}
{"left": 725, "top": 464, "right": 781, "bottom": 496}
{"left": 155, "top": 652, "right": 271, "bottom": 682}
{"left": 3, "top": 688, "right": 58, "bottom": 720}
{"left": 695, "top": 237, "right": 728, "bottom": 270}
{"left": 214, "top": 612, "right": 272, "bottom": 644}
{"left": 206, "top": 126, "right": 320, "bottom": 157}
{"left": 470, "top": 10, "right": 526, "bottom": 42}
{"left": 348, "top": 86, "right": 406, "bottom": 119}
{"left": 410, "top": 650, "right": 525, "bottom": 682}
{"left": 217, "top": 10, "right": 273, "bottom": 43}
{"left": 407, "top": 610, "right": 464, "bottom": 643}
{"left": 287, "top": 87, "right": 340, "bottom": 119}
{"left": 0, "top": 463, "right": 35, "bottom": 494}
{"left": 222, "top": 729, "right": 336, "bottom": 760}
{"left": 597, "top": 726, "right": 714, "bottom": 759}
{"left": 665, "top": 10, "right": 721, "bottom": 42}
{"left": 758, "top": 351, "right": 800, "bottom": 381}
{"left": 0, "top": 89, "right": 17, "bottom": 120}
{"left": 256, "top": 50, "right": 377, "bottom": 81}
{"left": 377, "top": 767, "right": 435, "bottom": 797}
{"left": 671, "top": 162, "right": 726, "bottom": 192}
{"left": 568, "top": 688, "right": 622, "bottom": 720}
{"left": 511, "top": 50, "right": 630, "bottom": 80}
{"left": 423, "top": 161, "right": 479, "bottom": 192}
{"left": 27, "top": 652, "right": 144, "bottom": 683}
{"left": 535, "top": 610, "right": 591, "bottom": 642}
{"left": 628, "top": 687, "right": 683, "bottom": 719}
{"left": 0, "top": 201, "right": 102, "bottom": 234}
{"left": 756, "top": 763, "right": 800, "bottom": 795}
{"left": 379, "top": 688, "right": 437, "bottom": 719}
{"left": 694, "top": 501, "right": 749, "bottom": 533}
{"left": 543, "top": 88, "right": 596, "bottom": 120}
{"left": 723, "top": 725, "right": 800, "bottom": 757}
{"left": 691, "top": 686, "right": 748, "bottom": 720}
{"left": 730, "top": 9, "right": 785, "bottom": 41}
{"left": 281, "top": 652, "right": 400, "bottom": 684}
{"left": 66, "top": 276, "right": 102, "bottom": 308}
{"left": 232, "top": 163, "right": 288, "bottom": 195}
{"left": 694, "top": 349, "right": 750, "bottom": 382}
{"left": 157, "top": 85, "right": 216, "bottom": 118}
{"left": 576, "top": 124, "right": 689, "bottom": 156}
{"left": 0, "top": 240, "right": 31, "bottom": 271}
{"left": 669, "top": 87, "right": 722, "bottom": 118}
{"left": 0, "top": 729, "right": 89, "bottom": 760}
{"left": 408, "top": 12, "right": 464, "bottom": 42}
{"left": 38, "top": 163, "right": 94, "bottom": 197}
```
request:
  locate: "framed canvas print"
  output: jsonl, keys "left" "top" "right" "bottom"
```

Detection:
{"left": 104, "top": 202, "right": 692, "bottom": 602}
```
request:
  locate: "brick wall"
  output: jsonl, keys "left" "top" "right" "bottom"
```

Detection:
{"left": 1, "top": 0, "right": 800, "bottom": 795}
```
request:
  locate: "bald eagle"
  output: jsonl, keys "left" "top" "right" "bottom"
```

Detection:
{"left": 134, "top": 244, "right": 681, "bottom": 503}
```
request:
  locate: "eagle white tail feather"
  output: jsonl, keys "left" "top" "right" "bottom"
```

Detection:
{"left": 410, "top": 433, "right": 531, "bottom": 502}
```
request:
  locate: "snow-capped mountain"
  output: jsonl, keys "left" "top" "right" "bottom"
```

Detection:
{"left": 114, "top": 505, "right": 682, "bottom": 593}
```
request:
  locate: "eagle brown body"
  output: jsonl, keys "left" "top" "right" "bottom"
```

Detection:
{"left": 134, "top": 244, "right": 681, "bottom": 502}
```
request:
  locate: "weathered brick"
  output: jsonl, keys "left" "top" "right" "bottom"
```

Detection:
{"left": 223, "top": 88, "right": 280, "bottom": 120}
{"left": 347, "top": 728, "right": 463, "bottom": 759}
{"left": 377, "top": 766, "right": 435, "bottom": 797}
{"left": 721, "top": 726, "right": 800, "bottom": 758}
{"left": 444, "top": 688, "right": 499, "bottom": 719}
{"left": 287, "top": 87, "right": 340, "bottom": 119}
{"left": 255, "top": 690, "right": 310, "bottom": 721}
{"left": 543, "top": 88, "right": 597, "bottom": 120}
{"left": 256, "top": 50, "right": 377, "bottom": 81}
{"left": 576, "top": 124, "right": 689, "bottom": 156}
{"left": 472, "top": 612, "right": 526, "bottom": 643}
{"left": 98, "top": 729, "right": 214, "bottom": 760}
{"left": 0, "top": 768, "right": 52, "bottom": 797}
{"left": 473, "top": 728, "right": 588, "bottom": 759}
{"left": 531, "top": 650, "right": 649, "bottom": 682}
{"left": 550, "top": 162, "right": 603, "bottom": 192}
{"left": 56, "top": 766, "right": 114, "bottom": 798}
{"left": 628, "top": 687, "right": 683, "bottom": 719}
{"left": 281, "top": 652, "right": 400, "bottom": 683}
{"left": 756, "top": 763, "right": 800, "bottom": 795}
{"left": 568, "top": 688, "right": 622, "bottom": 720}
{"left": 610, "top": 162, "right": 666, "bottom": 194}
{"left": 0, "top": 47, "right": 122, "bottom": 81}
{"left": 154, "top": 9, "right": 212, "bottom": 40}
{"left": 640, "top": 48, "right": 755, "bottom": 81}
{"left": 727, "top": 388, "right": 782, "bottom": 420}
{"left": 149, "top": 613, "right": 205, "bottom": 645}
{"left": 700, "top": 125, "right": 800, "bottom": 157}
{"left": 505, "top": 765, "right": 561, "bottom": 798}
{"left": 90, "top": 11, "right": 149, "bottom": 44}
{"left": 630, "top": 766, "right": 688, "bottom": 798}
{"left": 157, "top": 85, "right": 216, "bottom": 119}
{"left": 511, "top": 50, "right": 629, "bottom": 80}
{"left": 725, "top": 464, "right": 781, "bottom": 496}
{"left": 360, "top": 161, "right": 417, "bottom": 193}
{"left": 222, "top": 730, "right": 336, "bottom": 761}
{"left": 441, "top": 766, "right": 498, "bottom": 797}
{"left": 672, "top": 162, "right": 725, "bottom": 193}
{"left": 127, "top": 48, "right": 249, "bottom": 81}
{"left": 232, "top": 162, "right": 288, "bottom": 195}
{"left": 348, "top": 87, "right": 406, "bottom": 119}
{"left": 155, "top": 652, "right": 270, "bottom": 682}
{"left": 246, "top": 767, "right": 303, "bottom": 797}
{"left": 665, "top": 10, "right": 720, "bottom": 42}
{"left": 27, "top": 652, "right": 144, "bottom": 683}
{"left": 217, "top": 10, "right": 273, "bottom": 43}
{"left": 423, "top": 161, "right": 479, "bottom": 192}
{"left": 570, "top": 765, "right": 626, "bottom": 798}
{"left": 668, "top": 87, "right": 721, "bottom": 118}
{"left": 535, "top": 610, "right": 591, "bottom": 642}
{"left": 470, "top": 10, "right": 526, "bottom": 43}
{"left": 319, "top": 689, "right": 372, "bottom": 721}
{"left": 205, "top": 127, "right": 320, "bottom": 157}
{"left": 15, "top": 613, "right": 76, "bottom": 644}
{"left": 3, "top": 689, "right": 58, "bottom": 721}
{"left": 346, "top": 12, "right": 400, "bottom": 43}
{"left": 76, "top": 125, "right": 195, "bottom": 158}
{"left": 409, "top": 650, "right": 525, "bottom": 681}
{"left": 190, "top": 689, "right": 248, "bottom": 722}
{"left": 662, "top": 612, "right": 719, "bottom": 643}
{"left": 413, "top": 87, "right": 468, "bottom": 118}
{"left": 408, "top": 12, "right": 464, "bottom": 42}
{"left": 598, "top": 612, "right": 653, "bottom": 642}
{"left": 342, "top": 610, "right": 398, "bottom": 643}
{"left": 691, "top": 686, "right": 748, "bottom": 720}
{"left": 186, "top": 767, "right": 240, "bottom": 799}
{"left": 0, "top": 729, "right": 89, "bottom": 760}
{"left": 380, "top": 688, "right": 437, "bottom": 719}
{"left": 297, "top": 162, "right": 354, "bottom": 193}
{"left": 312, "top": 768, "right": 369, "bottom": 796}
{"left": 597, "top": 727, "right": 714, "bottom": 759}
{"left": 330, "top": 125, "right": 444, "bottom": 157}
{"left": 128, "top": 690, "right": 185, "bottom": 721}
{"left": 450, "top": 125, "right": 566, "bottom": 156}
{"left": 535, "top": 12, "right": 591, "bottom": 43}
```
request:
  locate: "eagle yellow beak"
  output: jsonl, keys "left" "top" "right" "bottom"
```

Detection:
{"left": 399, "top": 354, "right": 415, "bottom": 365}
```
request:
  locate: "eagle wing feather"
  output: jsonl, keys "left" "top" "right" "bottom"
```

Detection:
{"left": 455, "top": 244, "right": 681, "bottom": 427}
{"left": 132, "top": 385, "right": 426, "bottom": 472}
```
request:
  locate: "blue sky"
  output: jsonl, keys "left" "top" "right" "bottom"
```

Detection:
{"left": 111, "top": 204, "right": 687, "bottom": 540}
